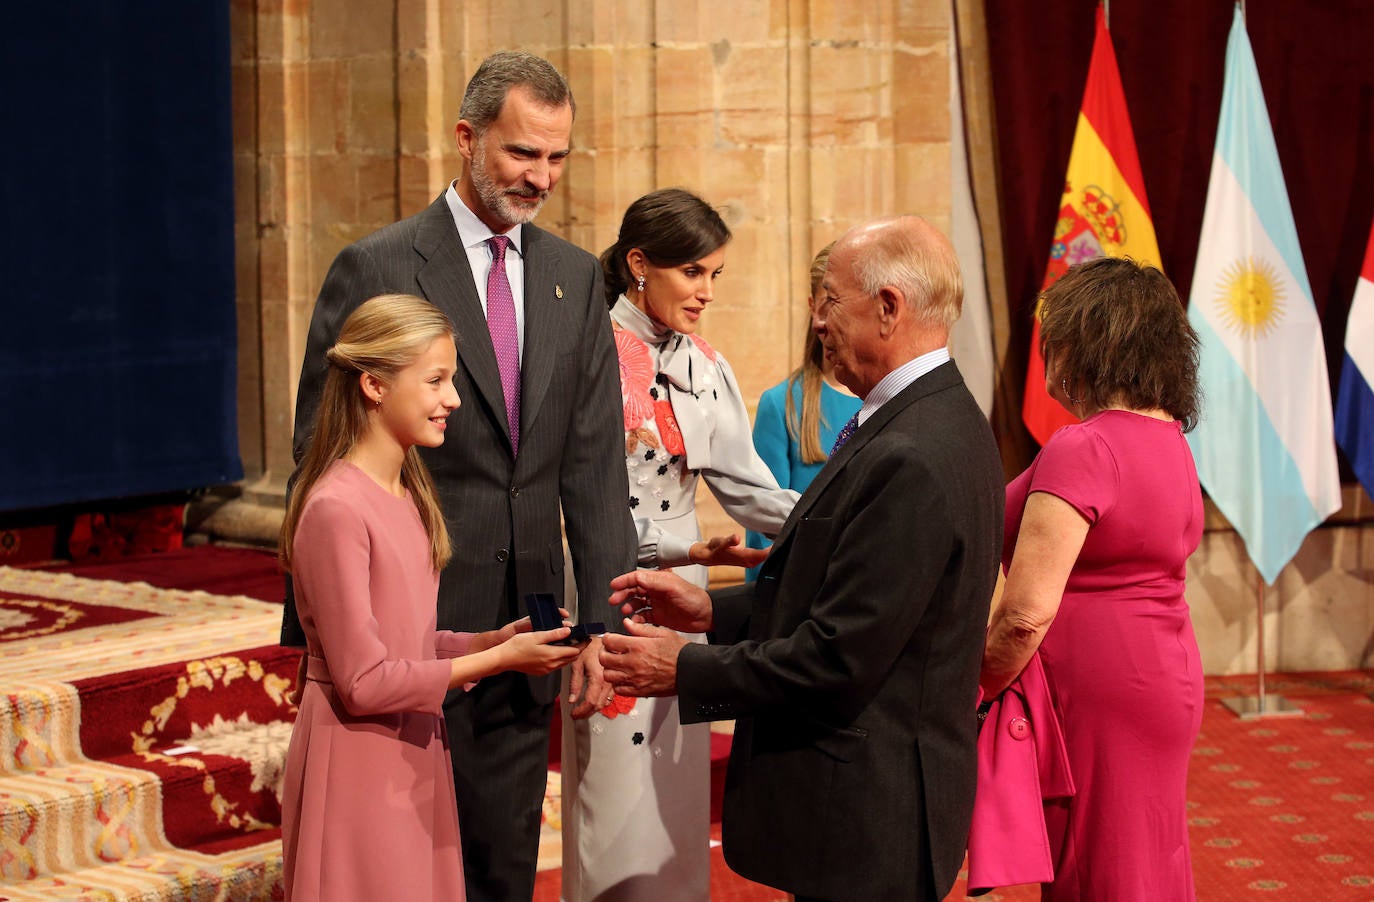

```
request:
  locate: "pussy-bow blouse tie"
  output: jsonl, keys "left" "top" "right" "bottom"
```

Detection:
{"left": 651, "top": 333, "right": 713, "bottom": 472}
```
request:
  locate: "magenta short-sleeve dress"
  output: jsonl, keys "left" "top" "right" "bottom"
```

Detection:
{"left": 281, "top": 461, "right": 474, "bottom": 901}
{"left": 1005, "top": 410, "right": 1204, "bottom": 900}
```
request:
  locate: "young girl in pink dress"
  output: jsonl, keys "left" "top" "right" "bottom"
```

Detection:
{"left": 277, "top": 294, "right": 581, "bottom": 901}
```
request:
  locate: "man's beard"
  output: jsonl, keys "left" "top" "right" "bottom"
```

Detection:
{"left": 471, "top": 139, "right": 547, "bottom": 226}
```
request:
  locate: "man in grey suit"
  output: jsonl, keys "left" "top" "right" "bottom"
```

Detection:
{"left": 600, "top": 216, "right": 1003, "bottom": 901}
{"left": 282, "top": 51, "right": 635, "bottom": 901}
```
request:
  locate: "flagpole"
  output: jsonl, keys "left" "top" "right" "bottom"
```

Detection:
{"left": 1255, "top": 574, "right": 1266, "bottom": 708}
{"left": 1221, "top": 563, "right": 1304, "bottom": 719}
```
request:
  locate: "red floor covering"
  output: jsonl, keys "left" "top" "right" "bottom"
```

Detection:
{"left": 538, "top": 679, "right": 1374, "bottom": 902}
{"left": 36, "top": 545, "right": 287, "bottom": 603}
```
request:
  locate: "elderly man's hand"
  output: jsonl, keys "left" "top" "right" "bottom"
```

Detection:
{"left": 599, "top": 620, "right": 691, "bottom": 698}
{"left": 608, "top": 569, "right": 713, "bottom": 633}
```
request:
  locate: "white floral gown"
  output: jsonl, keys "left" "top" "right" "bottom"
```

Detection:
{"left": 559, "top": 296, "right": 798, "bottom": 901}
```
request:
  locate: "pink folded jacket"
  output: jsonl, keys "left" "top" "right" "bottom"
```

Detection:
{"left": 966, "top": 653, "right": 1075, "bottom": 895}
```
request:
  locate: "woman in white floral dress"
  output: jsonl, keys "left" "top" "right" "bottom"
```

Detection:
{"left": 560, "top": 189, "right": 799, "bottom": 901}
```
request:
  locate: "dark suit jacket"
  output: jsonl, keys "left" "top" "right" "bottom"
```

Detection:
{"left": 677, "top": 361, "right": 1003, "bottom": 901}
{"left": 282, "top": 195, "right": 636, "bottom": 702}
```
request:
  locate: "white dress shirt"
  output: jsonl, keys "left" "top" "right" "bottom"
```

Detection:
{"left": 855, "top": 347, "right": 952, "bottom": 427}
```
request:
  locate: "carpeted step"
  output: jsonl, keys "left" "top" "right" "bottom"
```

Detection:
{"left": 71, "top": 644, "right": 299, "bottom": 764}
{"left": 1, "top": 758, "right": 168, "bottom": 882}
{"left": 103, "top": 744, "right": 288, "bottom": 855}
{"left": 1, "top": 564, "right": 295, "bottom": 899}
{"left": 0, "top": 646, "right": 297, "bottom": 784}
{"left": 0, "top": 837, "right": 283, "bottom": 901}
{"left": 1, "top": 681, "right": 82, "bottom": 774}
{"left": 44, "top": 546, "right": 287, "bottom": 604}
{"left": 0, "top": 645, "right": 297, "bottom": 864}
{"left": 1, "top": 744, "right": 286, "bottom": 879}
{"left": 0, "top": 753, "right": 281, "bottom": 885}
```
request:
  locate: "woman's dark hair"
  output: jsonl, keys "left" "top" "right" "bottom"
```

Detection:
{"left": 1039, "top": 256, "right": 1201, "bottom": 431}
{"left": 599, "top": 188, "right": 731, "bottom": 306}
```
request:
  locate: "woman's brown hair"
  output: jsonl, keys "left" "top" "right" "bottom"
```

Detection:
{"left": 279, "top": 294, "right": 456, "bottom": 573}
{"left": 1039, "top": 256, "right": 1201, "bottom": 431}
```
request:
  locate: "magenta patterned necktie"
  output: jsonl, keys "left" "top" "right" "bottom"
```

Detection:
{"left": 486, "top": 235, "right": 521, "bottom": 454}
{"left": 830, "top": 412, "right": 859, "bottom": 454}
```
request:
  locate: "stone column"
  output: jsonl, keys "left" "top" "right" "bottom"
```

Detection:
{"left": 211, "top": 0, "right": 323, "bottom": 542}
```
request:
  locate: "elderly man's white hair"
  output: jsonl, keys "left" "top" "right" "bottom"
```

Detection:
{"left": 845, "top": 216, "right": 963, "bottom": 331}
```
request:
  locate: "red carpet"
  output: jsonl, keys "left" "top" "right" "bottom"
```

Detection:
{"left": 1188, "top": 675, "right": 1374, "bottom": 899}
{"left": 40, "top": 545, "right": 288, "bottom": 603}
{"left": 537, "top": 679, "right": 1374, "bottom": 901}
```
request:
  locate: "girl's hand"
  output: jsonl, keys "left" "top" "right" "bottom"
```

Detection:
{"left": 477, "top": 609, "right": 574, "bottom": 654}
{"left": 498, "top": 627, "right": 582, "bottom": 675}
{"left": 501, "top": 607, "right": 573, "bottom": 638}
{"left": 495, "top": 616, "right": 529, "bottom": 644}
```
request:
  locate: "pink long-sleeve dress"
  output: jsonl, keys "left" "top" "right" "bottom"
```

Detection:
{"left": 281, "top": 461, "right": 474, "bottom": 901}
{"left": 1005, "top": 410, "right": 1204, "bottom": 900}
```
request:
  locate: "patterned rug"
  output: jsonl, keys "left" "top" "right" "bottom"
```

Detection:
{"left": 0, "top": 564, "right": 293, "bottom": 900}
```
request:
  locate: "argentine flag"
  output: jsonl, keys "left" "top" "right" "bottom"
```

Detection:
{"left": 1335, "top": 224, "right": 1374, "bottom": 498}
{"left": 1185, "top": 5, "right": 1341, "bottom": 586}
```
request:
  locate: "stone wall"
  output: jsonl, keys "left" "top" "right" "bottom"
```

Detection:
{"left": 1190, "top": 496, "right": 1374, "bottom": 675}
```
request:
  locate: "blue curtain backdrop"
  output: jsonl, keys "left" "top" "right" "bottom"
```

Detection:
{"left": 1, "top": 3, "right": 242, "bottom": 512}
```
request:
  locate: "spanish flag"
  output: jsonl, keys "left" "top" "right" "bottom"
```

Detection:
{"left": 1022, "top": 3, "right": 1161, "bottom": 445}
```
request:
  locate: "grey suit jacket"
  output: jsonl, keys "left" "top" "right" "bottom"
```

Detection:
{"left": 677, "top": 361, "right": 1003, "bottom": 901}
{"left": 283, "top": 196, "right": 636, "bottom": 702}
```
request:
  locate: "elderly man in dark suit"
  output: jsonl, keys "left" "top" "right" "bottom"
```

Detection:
{"left": 601, "top": 216, "right": 1003, "bottom": 902}
{"left": 281, "top": 51, "right": 635, "bottom": 902}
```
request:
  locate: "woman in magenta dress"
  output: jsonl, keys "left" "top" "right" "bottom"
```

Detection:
{"left": 980, "top": 257, "right": 1204, "bottom": 900}
{"left": 277, "top": 294, "right": 582, "bottom": 901}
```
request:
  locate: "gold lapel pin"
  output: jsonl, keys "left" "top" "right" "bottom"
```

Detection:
{"left": 555, "top": 284, "right": 564, "bottom": 299}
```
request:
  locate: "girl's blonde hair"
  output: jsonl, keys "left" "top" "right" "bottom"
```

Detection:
{"left": 280, "top": 294, "right": 456, "bottom": 573}
{"left": 784, "top": 242, "right": 836, "bottom": 465}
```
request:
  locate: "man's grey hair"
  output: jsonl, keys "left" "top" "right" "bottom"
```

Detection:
{"left": 850, "top": 216, "right": 963, "bottom": 331}
{"left": 459, "top": 50, "right": 575, "bottom": 133}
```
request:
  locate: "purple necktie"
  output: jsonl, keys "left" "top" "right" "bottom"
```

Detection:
{"left": 830, "top": 413, "right": 859, "bottom": 455}
{"left": 486, "top": 235, "right": 521, "bottom": 454}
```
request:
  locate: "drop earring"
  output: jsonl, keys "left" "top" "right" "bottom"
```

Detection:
{"left": 636, "top": 274, "right": 645, "bottom": 293}
{"left": 1060, "top": 377, "right": 1081, "bottom": 406}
